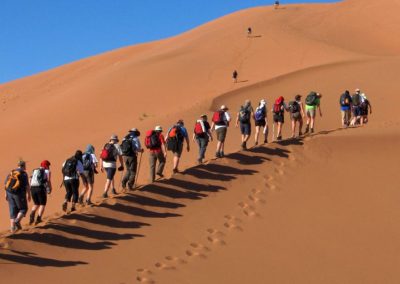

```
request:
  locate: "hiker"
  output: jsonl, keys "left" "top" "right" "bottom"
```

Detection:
{"left": 272, "top": 96, "right": 288, "bottom": 141}
{"left": 4, "top": 160, "right": 30, "bottom": 232}
{"left": 289, "top": 94, "right": 305, "bottom": 138}
{"left": 29, "top": 160, "right": 52, "bottom": 225}
{"left": 193, "top": 114, "right": 213, "bottom": 164}
{"left": 121, "top": 128, "right": 143, "bottom": 190}
{"left": 62, "top": 151, "right": 84, "bottom": 212}
{"left": 211, "top": 105, "right": 231, "bottom": 158}
{"left": 340, "top": 90, "right": 352, "bottom": 128}
{"left": 166, "top": 120, "right": 190, "bottom": 174}
{"left": 78, "top": 145, "right": 98, "bottom": 205}
{"left": 100, "top": 135, "right": 124, "bottom": 198}
{"left": 146, "top": 126, "right": 167, "bottom": 182}
{"left": 254, "top": 99, "right": 268, "bottom": 145}
{"left": 274, "top": 0, "right": 280, "bottom": 9}
{"left": 304, "top": 91, "right": 322, "bottom": 134}
{"left": 236, "top": 100, "right": 254, "bottom": 150}
{"left": 247, "top": 27, "right": 252, "bottom": 37}
{"left": 232, "top": 70, "right": 238, "bottom": 83}
{"left": 360, "top": 93, "right": 372, "bottom": 125}
{"left": 350, "top": 88, "right": 362, "bottom": 126}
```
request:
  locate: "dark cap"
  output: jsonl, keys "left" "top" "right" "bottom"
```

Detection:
{"left": 295, "top": 94, "right": 302, "bottom": 100}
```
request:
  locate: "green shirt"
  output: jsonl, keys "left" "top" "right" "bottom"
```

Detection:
{"left": 305, "top": 98, "right": 320, "bottom": 110}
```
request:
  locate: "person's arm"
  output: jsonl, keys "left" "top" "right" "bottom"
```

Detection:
{"left": 301, "top": 103, "right": 305, "bottom": 118}
{"left": 25, "top": 176, "right": 31, "bottom": 202}
{"left": 47, "top": 171, "right": 53, "bottom": 193}
{"left": 318, "top": 104, "right": 322, "bottom": 117}
{"left": 369, "top": 102, "right": 372, "bottom": 114}
{"left": 192, "top": 132, "right": 196, "bottom": 142}
{"left": 161, "top": 135, "right": 167, "bottom": 158}
{"left": 210, "top": 121, "right": 215, "bottom": 132}
{"left": 235, "top": 113, "right": 239, "bottom": 127}
{"left": 99, "top": 158, "right": 104, "bottom": 172}
{"left": 118, "top": 155, "right": 124, "bottom": 171}
{"left": 184, "top": 129, "right": 190, "bottom": 151}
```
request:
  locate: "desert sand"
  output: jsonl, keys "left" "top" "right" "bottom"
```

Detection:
{"left": 1, "top": 0, "right": 400, "bottom": 283}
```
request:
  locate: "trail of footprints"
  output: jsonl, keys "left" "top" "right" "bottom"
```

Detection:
{"left": 136, "top": 155, "right": 298, "bottom": 283}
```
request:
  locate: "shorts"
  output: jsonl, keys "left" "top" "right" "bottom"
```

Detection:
{"left": 240, "top": 123, "right": 251, "bottom": 135}
{"left": 306, "top": 108, "right": 316, "bottom": 118}
{"left": 82, "top": 170, "right": 95, "bottom": 185}
{"left": 352, "top": 106, "right": 362, "bottom": 117}
{"left": 255, "top": 120, "right": 266, "bottom": 127}
{"left": 273, "top": 113, "right": 284, "bottom": 123}
{"left": 290, "top": 112, "right": 302, "bottom": 121}
{"left": 216, "top": 127, "right": 228, "bottom": 142}
{"left": 31, "top": 186, "right": 47, "bottom": 206}
{"left": 6, "top": 191, "right": 27, "bottom": 219}
{"left": 172, "top": 142, "right": 184, "bottom": 158}
{"left": 105, "top": 167, "right": 117, "bottom": 180}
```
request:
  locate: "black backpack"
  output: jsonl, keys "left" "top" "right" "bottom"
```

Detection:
{"left": 82, "top": 153, "right": 93, "bottom": 171}
{"left": 239, "top": 106, "right": 251, "bottom": 123}
{"left": 340, "top": 93, "right": 351, "bottom": 106}
{"left": 305, "top": 92, "right": 318, "bottom": 106}
{"left": 120, "top": 136, "right": 134, "bottom": 156}
{"left": 289, "top": 101, "right": 300, "bottom": 113}
{"left": 62, "top": 157, "right": 77, "bottom": 177}
{"left": 352, "top": 94, "right": 361, "bottom": 106}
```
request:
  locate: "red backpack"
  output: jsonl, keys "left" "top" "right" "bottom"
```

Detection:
{"left": 194, "top": 121, "right": 205, "bottom": 135}
{"left": 273, "top": 96, "right": 284, "bottom": 114}
{"left": 212, "top": 110, "right": 225, "bottom": 125}
{"left": 145, "top": 130, "right": 161, "bottom": 149}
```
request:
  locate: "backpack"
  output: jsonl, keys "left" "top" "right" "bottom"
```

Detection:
{"left": 145, "top": 130, "right": 161, "bottom": 149}
{"left": 352, "top": 94, "right": 361, "bottom": 106}
{"left": 360, "top": 100, "right": 369, "bottom": 111}
{"left": 273, "top": 97, "right": 284, "bottom": 114}
{"left": 120, "top": 137, "right": 134, "bottom": 156}
{"left": 254, "top": 106, "right": 266, "bottom": 121}
{"left": 305, "top": 92, "right": 318, "bottom": 106}
{"left": 168, "top": 125, "right": 184, "bottom": 141}
{"left": 100, "top": 143, "right": 117, "bottom": 162}
{"left": 194, "top": 121, "right": 205, "bottom": 135}
{"left": 31, "top": 168, "right": 47, "bottom": 187}
{"left": 289, "top": 101, "right": 300, "bottom": 113}
{"left": 5, "top": 170, "right": 22, "bottom": 192}
{"left": 239, "top": 106, "right": 251, "bottom": 123}
{"left": 82, "top": 153, "right": 93, "bottom": 171}
{"left": 62, "top": 157, "right": 77, "bottom": 177}
{"left": 212, "top": 110, "right": 226, "bottom": 125}
{"left": 340, "top": 93, "right": 351, "bottom": 106}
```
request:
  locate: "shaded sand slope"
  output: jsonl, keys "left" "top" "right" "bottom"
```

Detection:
{"left": 1, "top": 128, "right": 399, "bottom": 284}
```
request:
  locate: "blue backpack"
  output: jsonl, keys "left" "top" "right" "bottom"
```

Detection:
{"left": 255, "top": 106, "right": 266, "bottom": 121}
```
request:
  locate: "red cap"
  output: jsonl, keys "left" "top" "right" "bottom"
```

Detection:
{"left": 40, "top": 160, "right": 51, "bottom": 169}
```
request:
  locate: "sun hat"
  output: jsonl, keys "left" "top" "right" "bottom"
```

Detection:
{"left": 110, "top": 134, "right": 119, "bottom": 142}
{"left": 355, "top": 88, "right": 361, "bottom": 93}
{"left": 220, "top": 105, "right": 229, "bottom": 110}
{"left": 155, "top": 125, "right": 163, "bottom": 131}
{"left": 200, "top": 114, "right": 207, "bottom": 118}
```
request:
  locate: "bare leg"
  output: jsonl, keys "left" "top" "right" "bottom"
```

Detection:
{"left": 104, "top": 179, "right": 111, "bottom": 194}
{"left": 86, "top": 183, "right": 93, "bottom": 201}
{"left": 173, "top": 156, "right": 180, "bottom": 170}
{"left": 38, "top": 205, "right": 45, "bottom": 217}
{"left": 291, "top": 120, "right": 296, "bottom": 138}
{"left": 254, "top": 126, "right": 260, "bottom": 145}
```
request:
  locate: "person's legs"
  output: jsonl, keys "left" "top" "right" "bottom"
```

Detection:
{"left": 254, "top": 125, "right": 260, "bottom": 145}
{"left": 305, "top": 110, "right": 311, "bottom": 133}
{"left": 127, "top": 156, "right": 137, "bottom": 189}
{"left": 71, "top": 179, "right": 80, "bottom": 211}
{"left": 291, "top": 119, "right": 296, "bottom": 138}
{"left": 277, "top": 122, "right": 282, "bottom": 139}
{"left": 7, "top": 192, "right": 17, "bottom": 231}
{"left": 121, "top": 156, "right": 131, "bottom": 189}
{"left": 63, "top": 180, "right": 73, "bottom": 211}
{"left": 149, "top": 152, "right": 157, "bottom": 182}
{"left": 157, "top": 152, "right": 166, "bottom": 176}
{"left": 299, "top": 118, "right": 303, "bottom": 135}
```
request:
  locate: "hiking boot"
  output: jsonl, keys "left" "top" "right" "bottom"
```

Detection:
{"left": 263, "top": 139, "right": 268, "bottom": 144}
{"left": 111, "top": 188, "right": 117, "bottom": 195}
{"left": 10, "top": 225, "right": 17, "bottom": 233}
{"left": 172, "top": 168, "right": 179, "bottom": 174}
{"left": 299, "top": 131, "right": 303, "bottom": 136}
{"left": 220, "top": 151, "right": 225, "bottom": 157}
{"left": 86, "top": 200, "right": 93, "bottom": 206}
{"left": 197, "top": 158, "right": 202, "bottom": 165}
{"left": 277, "top": 136, "right": 282, "bottom": 141}
{"left": 29, "top": 212, "right": 35, "bottom": 225}
{"left": 311, "top": 128, "right": 314, "bottom": 134}
{"left": 14, "top": 220, "right": 22, "bottom": 231}
{"left": 62, "top": 202, "right": 68, "bottom": 212}
{"left": 102, "top": 192, "right": 108, "bottom": 198}
{"left": 305, "top": 125, "right": 310, "bottom": 134}
{"left": 241, "top": 142, "right": 246, "bottom": 150}
{"left": 78, "top": 195, "right": 84, "bottom": 205}
{"left": 156, "top": 173, "right": 164, "bottom": 179}
{"left": 70, "top": 207, "right": 76, "bottom": 213}
{"left": 215, "top": 152, "right": 221, "bottom": 158}
{"left": 35, "top": 216, "right": 42, "bottom": 225}
{"left": 255, "top": 141, "right": 258, "bottom": 146}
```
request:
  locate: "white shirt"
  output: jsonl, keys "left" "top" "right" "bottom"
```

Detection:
{"left": 215, "top": 111, "right": 231, "bottom": 130}
{"left": 102, "top": 143, "right": 123, "bottom": 169}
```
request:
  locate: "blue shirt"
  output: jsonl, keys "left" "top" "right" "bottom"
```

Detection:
{"left": 167, "top": 125, "right": 188, "bottom": 139}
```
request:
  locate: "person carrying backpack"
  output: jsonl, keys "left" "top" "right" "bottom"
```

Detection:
{"left": 272, "top": 96, "right": 288, "bottom": 141}
{"left": 235, "top": 100, "right": 254, "bottom": 150}
{"left": 62, "top": 151, "right": 84, "bottom": 212}
{"left": 29, "top": 160, "right": 52, "bottom": 225}
{"left": 4, "top": 160, "right": 30, "bottom": 233}
{"left": 211, "top": 105, "right": 231, "bottom": 158}
{"left": 232, "top": 70, "right": 238, "bottom": 83}
{"left": 340, "top": 90, "right": 352, "bottom": 128}
{"left": 146, "top": 126, "right": 167, "bottom": 182}
{"left": 193, "top": 114, "right": 213, "bottom": 164}
{"left": 121, "top": 128, "right": 143, "bottom": 191}
{"left": 78, "top": 145, "right": 98, "bottom": 205}
{"left": 360, "top": 93, "right": 372, "bottom": 125}
{"left": 166, "top": 120, "right": 190, "bottom": 174}
{"left": 100, "top": 135, "right": 124, "bottom": 198}
{"left": 254, "top": 99, "right": 268, "bottom": 146}
{"left": 247, "top": 27, "right": 252, "bottom": 37}
{"left": 304, "top": 91, "right": 322, "bottom": 134}
{"left": 289, "top": 94, "right": 305, "bottom": 138}
{"left": 350, "top": 88, "right": 362, "bottom": 126}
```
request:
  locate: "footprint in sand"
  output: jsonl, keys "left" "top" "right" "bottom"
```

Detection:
{"left": 165, "top": 256, "right": 187, "bottom": 264}
{"left": 0, "top": 239, "right": 10, "bottom": 249}
{"left": 206, "top": 236, "right": 226, "bottom": 246}
{"left": 238, "top": 202, "right": 256, "bottom": 211}
{"left": 136, "top": 269, "right": 155, "bottom": 284}
{"left": 223, "top": 222, "right": 244, "bottom": 232}
{"left": 263, "top": 175, "right": 274, "bottom": 182}
{"left": 248, "top": 194, "right": 266, "bottom": 204}
{"left": 136, "top": 276, "right": 155, "bottom": 284}
{"left": 185, "top": 250, "right": 207, "bottom": 259}
{"left": 251, "top": 188, "right": 265, "bottom": 195}
{"left": 266, "top": 183, "right": 280, "bottom": 192}
{"left": 190, "top": 242, "right": 211, "bottom": 252}
{"left": 274, "top": 168, "right": 284, "bottom": 175}
{"left": 155, "top": 262, "right": 176, "bottom": 270}
{"left": 273, "top": 161, "right": 285, "bottom": 168}
{"left": 289, "top": 155, "right": 296, "bottom": 162}
{"left": 206, "top": 228, "right": 226, "bottom": 238}
{"left": 105, "top": 199, "right": 117, "bottom": 205}
{"left": 224, "top": 215, "right": 243, "bottom": 223}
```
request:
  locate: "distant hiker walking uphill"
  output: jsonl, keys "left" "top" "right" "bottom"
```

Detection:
{"left": 78, "top": 145, "right": 98, "bottom": 205}
{"left": 193, "top": 114, "right": 213, "bottom": 164}
{"left": 350, "top": 88, "right": 362, "bottom": 126}
{"left": 304, "top": 92, "right": 322, "bottom": 134}
{"left": 232, "top": 70, "right": 238, "bottom": 83}
{"left": 166, "top": 120, "right": 190, "bottom": 174}
{"left": 100, "top": 135, "right": 124, "bottom": 198}
{"left": 236, "top": 100, "right": 254, "bottom": 150}
{"left": 146, "top": 126, "right": 167, "bottom": 182}
{"left": 360, "top": 93, "right": 372, "bottom": 125}
{"left": 5, "top": 160, "right": 30, "bottom": 233}
{"left": 62, "top": 151, "right": 84, "bottom": 213}
{"left": 340, "top": 90, "right": 352, "bottom": 128}
{"left": 29, "top": 160, "right": 52, "bottom": 225}
{"left": 274, "top": 0, "right": 280, "bottom": 9}
{"left": 121, "top": 128, "right": 143, "bottom": 191}
{"left": 211, "top": 105, "right": 231, "bottom": 158}
{"left": 272, "top": 96, "right": 288, "bottom": 141}
{"left": 247, "top": 27, "right": 252, "bottom": 37}
{"left": 289, "top": 94, "right": 305, "bottom": 138}
{"left": 254, "top": 99, "right": 268, "bottom": 145}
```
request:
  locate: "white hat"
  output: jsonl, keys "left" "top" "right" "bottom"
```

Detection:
{"left": 154, "top": 125, "right": 163, "bottom": 131}
{"left": 220, "top": 105, "right": 228, "bottom": 110}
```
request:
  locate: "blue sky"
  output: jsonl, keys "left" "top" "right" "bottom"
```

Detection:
{"left": 0, "top": 0, "right": 337, "bottom": 84}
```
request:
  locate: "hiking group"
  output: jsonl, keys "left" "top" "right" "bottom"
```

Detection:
{"left": 3, "top": 88, "right": 371, "bottom": 233}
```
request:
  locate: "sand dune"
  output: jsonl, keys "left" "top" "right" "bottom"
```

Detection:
{"left": 1, "top": 0, "right": 400, "bottom": 283}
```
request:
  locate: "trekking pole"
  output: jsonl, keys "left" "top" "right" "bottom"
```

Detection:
{"left": 133, "top": 152, "right": 143, "bottom": 189}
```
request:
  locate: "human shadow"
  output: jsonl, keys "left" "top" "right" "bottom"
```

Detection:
{"left": 251, "top": 146, "right": 290, "bottom": 158}
{"left": 160, "top": 178, "right": 226, "bottom": 193}
{"left": 183, "top": 167, "right": 236, "bottom": 182}
{"left": 119, "top": 193, "right": 186, "bottom": 209}
{"left": 0, "top": 250, "right": 87, "bottom": 267}
{"left": 227, "top": 152, "right": 271, "bottom": 165}
{"left": 99, "top": 202, "right": 182, "bottom": 219}
{"left": 197, "top": 163, "right": 258, "bottom": 176}
{"left": 275, "top": 138, "right": 304, "bottom": 147}
{"left": 237, "top": 80, "right": 249, "bottom": 83}
{"left": 9, "top": 232, "right": 115, "bottom": 250}
{"left": 62, "top": 214, "right": 150, "bottom": 229}
{"left": 142, "top": 183, "right": 208, "bottom": 200}
{"left": 248, "top": 35, "right": 262, "bottom": 38}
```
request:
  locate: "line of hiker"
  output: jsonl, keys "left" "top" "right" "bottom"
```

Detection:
{"left": 3, "top": 90, "right": 371, "bottom": 233}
